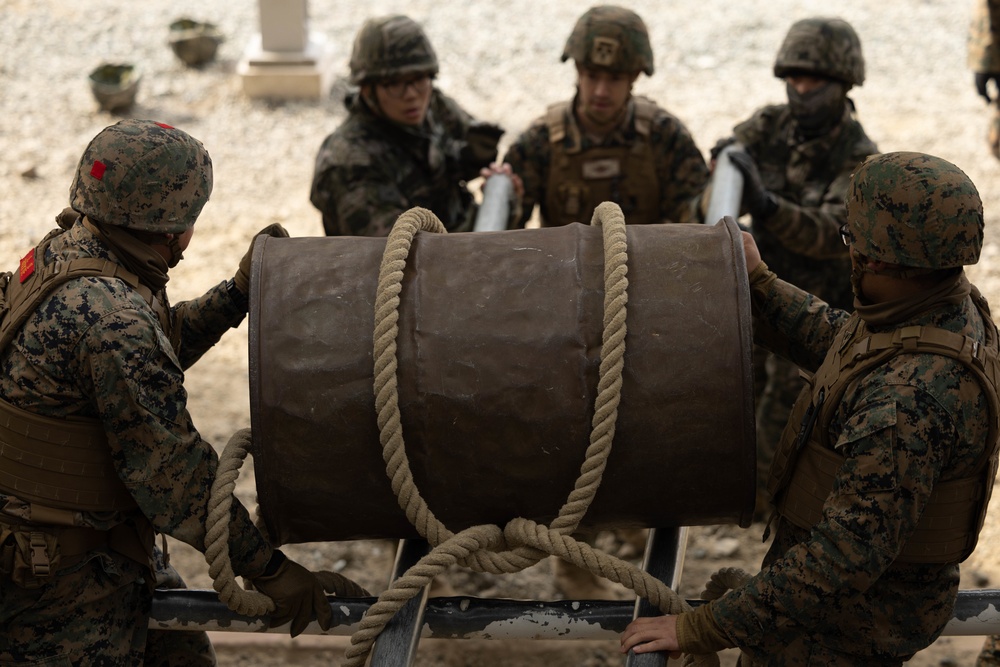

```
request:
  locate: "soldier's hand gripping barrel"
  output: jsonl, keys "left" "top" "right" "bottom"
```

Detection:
{"left": 249, "top": 216, "right": 756, "bottom": 544}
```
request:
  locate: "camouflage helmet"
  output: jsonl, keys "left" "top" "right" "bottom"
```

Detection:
{"left": 562, "top": 5, "right": 654, "bottom": 76}
{"left": 70, "top": 119, "right": 212, "bottom": 233}
{"left": 846, "top": 152, "right": 983, "bottom": 269}
{"left": 773, "top": 17, "right": 865, "bottom": 87}
{"left": 349, "top": 15, "right": 439, "bottom": 85}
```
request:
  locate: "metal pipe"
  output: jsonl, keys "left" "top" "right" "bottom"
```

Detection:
{"left": 369, "top": 539, "right": 431, "bottom": 665}
{"left": 472, "top": 173, "right": 512, "bottom": 232}
{"left": 627, "top": 527, "right": 687, "bottom": 667}
{"left": 944, "top": 589, "right": 1000, "bottom": 636}
{"left": 150, "top": 589, "right": 1000, "bottom": 638}
{"left": 703, "top": 142, "right": 745, "bottom": 226}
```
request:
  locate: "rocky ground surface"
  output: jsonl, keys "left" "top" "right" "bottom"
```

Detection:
{"left": 3, "top": 0, "right": 1000, "bottom": 664}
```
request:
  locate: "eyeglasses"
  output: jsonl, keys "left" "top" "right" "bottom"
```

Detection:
{"left": 378, "top": 75, "right": 431, "bottom": 99}
{"left": 839, "top": 223, "right": 854, "bottom": 247}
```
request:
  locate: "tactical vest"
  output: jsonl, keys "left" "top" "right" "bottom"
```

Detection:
{"left": 0, "top": 228, "right": 167, "bottom": 513}
{"left": 766, "top": 293, "right": 1000, "bottom": 563}
{"left": 543, "top": 96, "right": 661, "bottom": 227}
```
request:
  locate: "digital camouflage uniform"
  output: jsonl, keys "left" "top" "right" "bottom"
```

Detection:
{"left": 310, "top": 14, "right": 502, "bottom": 236}
{"left": 505, "top": 96, "right": 709, "bottom": 227}
{"left": 719, "top": 18, "right": 879, "bottom": 506}
{"left": 310, "top": 88, "right": 499, "bottom": 236}
{"left": 504, "top": 5, "right": 708, "bottom": 228}
{"left": 970, "top": 6, "right": 1000, "bottom": 661}
{"left": 738, "top": 102, "right": 878, "bottom": 494}
{"left": 969, "top": 0, "right": 1000, "bottom": 158}
{"left": 971, "top": 11, "right": 1000, "bottom": 657}
{"left": 0, "top": 121, "right": 275, "bottom": 666}
{"left": 981, "top": 633, "right": 1000, "bottom": 665}
{"left": 676, "top": 153, "right": 1000, "bottom": 665}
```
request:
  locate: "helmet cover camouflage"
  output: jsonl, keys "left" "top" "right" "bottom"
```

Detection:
{"left": 562, "top": 5, "right": 654, "bottom": 76}
{"left": 846, "top": 152, "right": 983, "bottom": 269}
{"left": 773, "top": 17, "right": 865, "bottom": 86}
{"left": 349, "top": 15, "right": 439, "bottom": 85}
{"left": 70, "top": 119, "right": 212, "bottom": 233}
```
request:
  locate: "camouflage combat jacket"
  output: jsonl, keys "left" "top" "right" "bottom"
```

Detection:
{"left": 733, "top": 104, "right": 878, "bottom": 310}
{"left": 0, "top": 222, "right": 272, "bottom": 579}
{"left": 504, "top": 94, "right": 709, "bottom": 228}
{"left": 310, "top": 89, "right": 496, "bottom": 236}
{"left": 969, "top": 0, "right": 1000, "bottom": 73}
{"left": 711, "top": 269, "right": 994, "bottom": 663}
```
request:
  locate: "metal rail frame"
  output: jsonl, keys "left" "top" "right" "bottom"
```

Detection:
{"left": 150, "top": 527, "right": 1000, "bottom": 664}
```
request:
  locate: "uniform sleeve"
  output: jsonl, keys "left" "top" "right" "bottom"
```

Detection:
{"left": 969, "top": 0, "right": 1000, "bottom": 73}
{"left": 750, "top": 131, "right": 877, "bottom": 261}
{"left": 709, "top": 377, "right": 960, "bottom": 654}
{"left": 504, "top": 122, "right": 549, "bottom": 229}
{"left": 758, "top": 169, "right": 854, "bottom": 260}
{"left": 652, "top": 116, "right": 710, "bottom": 225}
{"left": 78, "top": 306, "right": 272, "bottom": 579}
{"left": 749, "top": 264, "right": 849, "bottom": 372}
{"left": 435, "top": 92, "right": 503, "bottom": 181}
{"left": 310, "top": 142, "right": 416, "bottom": 237}
{"left": 170, "top": 280, "right": 247, "bottom": 369}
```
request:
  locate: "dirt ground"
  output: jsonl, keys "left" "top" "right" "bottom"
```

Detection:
{"left": 4, "top": 0, "right": 1000, "bottom": 665}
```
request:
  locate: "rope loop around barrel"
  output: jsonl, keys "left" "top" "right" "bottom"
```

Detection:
{"left": 205, "top": 428, "right": 274, "bottom": 617}
{"left": 206, "top": 428, "right": 371, "bottom": 620}
{"left": 353, "top": 205, "right": 719, "bottom": 665}
{"left": 370, "top": 205, "right": 631, "bottom": 571}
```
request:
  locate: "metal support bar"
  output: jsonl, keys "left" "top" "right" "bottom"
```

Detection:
{"left": 150, "top": 588, "right": 1000, "bottom": 638}
{"left": 626, "top": 527, "right": 688, "bottom": 667}
{"left": 367, "top": 538, "right": 432, "bottom": 666}
{"left": 945, "top": 589, "right": 1000, "bottom": 636}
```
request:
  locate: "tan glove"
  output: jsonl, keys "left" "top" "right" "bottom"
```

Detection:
{"left": 250, "top": 552, "right": 333, "bottom": 637}
{"left": 234, "top": 223, "right": 289, "bottom": 296}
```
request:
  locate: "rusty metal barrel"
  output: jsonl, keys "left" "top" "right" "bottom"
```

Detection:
{"left": 249, "top": 217, "right": 755, "bottom": 545}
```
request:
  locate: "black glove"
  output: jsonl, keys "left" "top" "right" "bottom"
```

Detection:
{"left": 975, "top": 72, "right": 1000, "bottom": 103}
{"left": 251, "top": 551, "right": 333, "bottom": 637}
{"left": 709, "top": 136, "right": 737, "bottom": 163}
{"left": 727, "top": 150, "right": 779, "bottom": 221}
{"left": 460, "top": 121, "right": 505, "bottom": 172}
{"left": 234, "top": 223, "right": 289, "bottom": 296}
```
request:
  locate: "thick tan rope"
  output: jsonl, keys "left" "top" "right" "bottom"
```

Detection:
{"left": 350, "top": 204, "right": 719, "bottom": 666}
{"left": 205, "top": 428, "right": 369, "bottom": 618}
{"left": 700, "top": 567, "right": 752, "bottom": 602}
{"left": 370, "top": 204, "right": 628, "bottom": 571}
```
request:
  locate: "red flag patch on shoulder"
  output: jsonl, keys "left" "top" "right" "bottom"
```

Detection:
{"left": 19, "top": 249, "right": 35, "bottom": 283}
{"left": 90, "top": 161, "right": 106, "bottom": 180}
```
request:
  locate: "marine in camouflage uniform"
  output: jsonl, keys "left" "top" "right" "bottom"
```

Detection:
{"left": 708, "top": 18, "right": 879, "bottom": 511}
{"left": 0, "top": 120, "right": 332, "bottom": 665}
{"left": 970, "top": 6, "right": 1000, "bottom": 663}
{"left": 622, "top": 152, "right": 1000, "bottom": 664}
{"left": 310, "top": 15, "right": 504, "bottom": 236}
{"left": 970, "top": 0, "right": 1000, "bottom": 159}
{"left": 503, "top": 5, "right": 709, "bottom": 228}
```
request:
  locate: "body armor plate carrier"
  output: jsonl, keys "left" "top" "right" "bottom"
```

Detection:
{"left": 767, "top": 291, "right": 1000, "bottom": 563}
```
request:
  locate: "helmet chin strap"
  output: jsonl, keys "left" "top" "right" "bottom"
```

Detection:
{"left": 166, "top": 235, "right": 185, "bottom": 268}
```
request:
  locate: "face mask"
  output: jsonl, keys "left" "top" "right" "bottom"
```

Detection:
{"left": 786, "top": 81, "right": 847, "bottom": 136}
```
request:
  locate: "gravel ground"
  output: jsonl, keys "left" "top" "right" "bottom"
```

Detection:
{"left": 3, "top": 0, "right": 1000, "bottom": 665}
